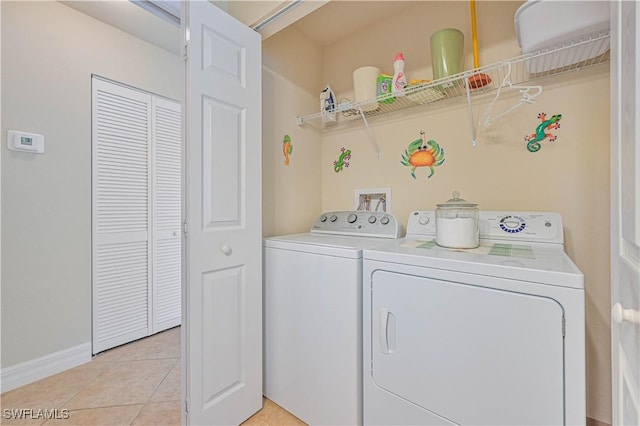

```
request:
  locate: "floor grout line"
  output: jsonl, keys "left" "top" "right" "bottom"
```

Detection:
{"left": 56, "top": 362, "right": 109, "bottom": 412}
{"left": 145, "top": 357, "right": 179, "bottom": 405}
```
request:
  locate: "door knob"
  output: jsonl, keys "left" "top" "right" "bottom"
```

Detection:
{"left": 612, "top": 303, "right": 640, "bottom": 325}
{"left": 221, "top": 244, "right": 232, "bottom": 256}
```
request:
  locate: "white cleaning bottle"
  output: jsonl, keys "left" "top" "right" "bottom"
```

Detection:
{"left": 392, "top": 52, "right": 407, "bottom": 95}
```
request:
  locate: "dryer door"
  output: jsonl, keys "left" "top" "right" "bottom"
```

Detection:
{"left": 370, "top": 270, "right": 565, "bottom": 426}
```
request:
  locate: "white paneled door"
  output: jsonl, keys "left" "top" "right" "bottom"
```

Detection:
{"left": 92, "top": 77, "right": 181, "bottom": 354}
{"left": 182, "top": 1, "right": 262, "bottom": 424}
{"left": 611, "top": 1, "right": 640, "bottom": 425}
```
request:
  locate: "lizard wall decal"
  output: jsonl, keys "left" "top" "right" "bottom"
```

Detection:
{"left": 524, "top": 112, "right": 562, "bottom": 153}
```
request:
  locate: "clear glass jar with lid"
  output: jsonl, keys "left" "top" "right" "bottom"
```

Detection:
{"left": 435, "top": 191, "right": 479, "bottom": 248}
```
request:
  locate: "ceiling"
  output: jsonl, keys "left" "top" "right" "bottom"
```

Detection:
{"left": 61, "top": 0, "right": 181, "bottom": 54}
{"left": 292, "top": 1, "right": 417, "bottom": 47}
{"left": 61, "top": 0, "right": 418, "bottom": 54}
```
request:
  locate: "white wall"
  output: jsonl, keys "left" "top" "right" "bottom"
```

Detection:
{"left": 262, "top": 25, "right": 323, "bottom": 237}
{"left": 1, "top": 1, "right": 181, "bottom": 368}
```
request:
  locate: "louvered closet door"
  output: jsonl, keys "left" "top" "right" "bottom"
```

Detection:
{"left": 92, "top": 78, "right": 152, "bottom": 353}
{"left": 151, "top": 97, "right": 181, "bottom": 333}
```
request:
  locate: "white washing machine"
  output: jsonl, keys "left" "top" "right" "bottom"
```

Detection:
{"left": 264, "top": 211, "right": 402, "bottom": 425}
{"left": 363, "top": 211, "right": 585, "bottom": 426}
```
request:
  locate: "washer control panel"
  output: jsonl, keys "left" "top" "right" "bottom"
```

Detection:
{"left": 407, "top": 211, "right": 564, "bottom": 244}
{"left": 311, "top": 211, "right": 402, "bottom": 238}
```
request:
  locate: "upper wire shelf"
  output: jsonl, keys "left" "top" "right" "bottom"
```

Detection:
{"left": 297, "top": 30, "right": 610, "bottom": 132}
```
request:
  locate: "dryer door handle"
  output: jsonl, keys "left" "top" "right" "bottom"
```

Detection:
{"left": 379, "top": 308, "right": 395, "bottom": 354}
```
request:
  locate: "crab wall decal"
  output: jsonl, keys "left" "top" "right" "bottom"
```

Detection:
{"left": 401, "top": 137, "right": 445, "bottom": 179}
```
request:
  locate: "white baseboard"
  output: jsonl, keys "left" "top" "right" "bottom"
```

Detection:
{"left": 1, "top": 342, "right": 92, "bottom": 393}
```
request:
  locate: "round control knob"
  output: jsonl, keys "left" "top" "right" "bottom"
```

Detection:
{"left": 320, "top": 215, "right": 327, "bottom": 222}
{"left": 329, "top": 215, "right": 338, "bottom": 222}
{"left": 418, "top": 215, "right": 430, "bottom": 225}
{"left": 499, "top": 215, "right": 526, "bottom": 233}
{"left": 368, "top": 216, "right": 377, "bottom": 224}
{"left": 380, "top": 216, "right": 390, "bottom": 225}
{"left": 347, "top": 213, "right": 358, "bottom": 224}
{"left": 503, "top": 219, "right": 520, "bottom": 229}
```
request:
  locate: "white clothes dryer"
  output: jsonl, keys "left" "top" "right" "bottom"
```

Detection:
{"left": 363, "top": 211, "right": 585, "bottom": 426}
{"left": 264, "top": 211, "right": 402, "bottom": 425}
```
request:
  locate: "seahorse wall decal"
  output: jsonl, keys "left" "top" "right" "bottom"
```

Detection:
{"left": 524, "top": 112, "right": 562, "bottom": 153}
{"left": 333, "top": 147, "right": 352, "bottom": 173}
{"left": 282, "top": 135, "right": 293, "bottom": 165}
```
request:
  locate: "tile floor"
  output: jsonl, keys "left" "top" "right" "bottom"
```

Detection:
{"left": 1, "top": 330, "right": 608, "bottom": 426}
{"left": 0, "top": 327, "right": 304, "bottom": 426}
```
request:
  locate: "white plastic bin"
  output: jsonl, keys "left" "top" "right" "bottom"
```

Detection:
{"left": 515, "top": 0, "right": 610, "bottom": 72}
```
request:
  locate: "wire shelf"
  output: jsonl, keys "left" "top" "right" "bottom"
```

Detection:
{"left": 297, "top": 30, "right": 610, "bottom": 132}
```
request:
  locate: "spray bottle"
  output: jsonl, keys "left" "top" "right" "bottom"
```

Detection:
{"left": 392, "top": 53, "right": 407, "bottom": 95}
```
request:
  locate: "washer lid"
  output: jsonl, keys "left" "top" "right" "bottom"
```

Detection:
{"left": 363, "top": 239, "right": 583, "bottom": 289}
{"left": 264, "top": 233, "right": 391, "bottom": 258}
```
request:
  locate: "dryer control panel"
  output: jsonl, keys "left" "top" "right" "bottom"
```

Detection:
{"left": 407, "top": 211, "right": 564, "bottom": 244}
{"left": 480, "top": 211, "right": 564, "bottom": 244}
{"left": 311, "top": 211, "right": 403, "bottom": 238}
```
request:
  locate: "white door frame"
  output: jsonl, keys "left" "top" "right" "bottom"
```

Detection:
{"left": 610, "top": 1, "right": 640, "bottom": 425}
